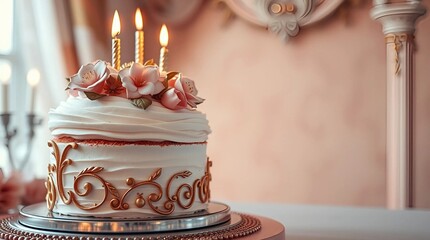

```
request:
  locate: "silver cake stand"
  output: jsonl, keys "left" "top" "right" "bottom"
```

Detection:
{"left": 0, "top": 202, "right": 278, "bottom": 239}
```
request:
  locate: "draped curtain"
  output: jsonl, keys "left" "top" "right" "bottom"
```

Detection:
{"left": 10, "top": 0, "right": 105, "bottom": 178}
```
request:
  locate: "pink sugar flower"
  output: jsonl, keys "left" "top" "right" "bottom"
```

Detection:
{"left": 102, "top": 73, "right": 126, "bottom": 98}
{"left": 67, "top": 60, "right": 110, "bottom": 94}
{"left": 161, "top": 87, "right": 188, "bottom": 110}
{"left": 119, "top": 63, "right": 164, "bottom": 99}
{"left": 161, "top": 74, "right": 204, "bottom": 110}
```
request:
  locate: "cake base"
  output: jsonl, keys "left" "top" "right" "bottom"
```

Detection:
{"left": 0, "top": 202, "right": 285, "bottom": 240}
{"left": 20, "top": 202, "right": 231, "bottom": 233}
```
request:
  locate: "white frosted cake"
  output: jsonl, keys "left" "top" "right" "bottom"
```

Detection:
{"left": 46, "top": 60, "right": 211, "bottom": 217}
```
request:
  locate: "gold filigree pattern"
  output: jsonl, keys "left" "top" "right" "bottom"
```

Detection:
{"left": 46, "top": 140, "right": 212, "bottom": 215}
{"left": 45, "top": 174, "right": 56, "bottom": 211}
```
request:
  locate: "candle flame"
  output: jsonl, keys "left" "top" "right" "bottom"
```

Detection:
{"left": 135, "top": 8, "right": 143, "bottom": 30}
{"left": 159, "top": 24, "right": 169, "bottom": 47}
{"left": 0, "top": 62, "right": 11, "bottom": 84}
{"left": 27, "top": 68, "right": 40, "bottom": 86}
{"left": 111, "top": 10, "right": 121, "bottom": 38}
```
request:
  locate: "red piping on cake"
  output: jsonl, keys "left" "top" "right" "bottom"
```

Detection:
{"left": 54, "top": 137, "right": 207, "bottom": 146}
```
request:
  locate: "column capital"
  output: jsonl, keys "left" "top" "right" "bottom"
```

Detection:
{"left": 371, "top": 1, "right": 426, "bottom": 35}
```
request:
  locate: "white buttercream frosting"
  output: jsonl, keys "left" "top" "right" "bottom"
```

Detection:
{"left": 49, "top": 96, "right": 211, "bottom": 142}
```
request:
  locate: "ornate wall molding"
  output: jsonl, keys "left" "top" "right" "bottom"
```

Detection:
{"left": 220, "top": 0, "right": 344, "bottom": 41}
{"left": 371, "top": 1, "right": 427, "bottom": 34}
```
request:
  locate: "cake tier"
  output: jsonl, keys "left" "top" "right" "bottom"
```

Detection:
{"left": 46, "top": 139, "right": 211, "bottom": 217}
{"left": 48, "top": 96, "right": 211, "bottom": 143}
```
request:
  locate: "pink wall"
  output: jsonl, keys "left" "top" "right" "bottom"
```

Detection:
{"left": 110, "top": 1, "right": 430, "bottom": 208}
{"left": 414, "top": 2, "right": 430, "bottom": 209}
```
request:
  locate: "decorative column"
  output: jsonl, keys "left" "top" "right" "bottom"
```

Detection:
{"left": 371, "top": 0, "right": 426, "bottom": 209}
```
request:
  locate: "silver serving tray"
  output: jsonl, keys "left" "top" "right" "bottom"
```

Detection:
{"left": 19, "top": 202, "right": 231, "bottom": 233}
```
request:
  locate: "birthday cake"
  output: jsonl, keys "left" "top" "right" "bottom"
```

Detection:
{"left": 46, "top": 60, "right": 212, "bottom": 217}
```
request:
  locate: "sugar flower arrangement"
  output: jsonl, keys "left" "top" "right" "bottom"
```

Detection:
{"left": 67, "top": 60, "right": 204, "bottom": 110}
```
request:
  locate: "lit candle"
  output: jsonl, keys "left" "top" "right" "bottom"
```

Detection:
{"left": 27, "top": 68, "right": 40, "bottom": 113}
{"left": 0, "top": 63, "right": 11, "bottom": 113}
{"left": 159, "top": 24, "right": 169, "bottom": 73}
{"left": 135, "top": 8, "right": 144, "bottom": 64}
{"left": 111, "top": 10, "right": 121, "bottom": 70}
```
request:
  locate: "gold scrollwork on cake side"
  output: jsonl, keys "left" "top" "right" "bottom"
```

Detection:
{"left": 47, "top": 140, "right": 121, "bottom": 210}
{"left": 110, "top": 169, "right": 166, "bottom": 213}
{"left": 45, "top": 174, "right": 56, "bottom": 211}
{"left": 200, "top": 158, "right": 212, "bottom": 202}
{"left": 47, "top": 140, "right": 77, "bottom": 204}
{"left": 46, "top": 140, "right": 212, "bottom": 215}
{"left": 71, "top": 166, "right": 121, "bottom": 210}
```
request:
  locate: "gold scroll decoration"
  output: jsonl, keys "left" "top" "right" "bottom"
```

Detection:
{"left": 46, "top": 140, "right": 212, "bottom": 215}
{"left": 385, "top": 33, "right": 413, "bottom": 76}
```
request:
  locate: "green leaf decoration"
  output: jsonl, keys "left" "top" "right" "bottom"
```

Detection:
{"left": 152, "top": 88, "right": 169, "bottom": 101}
{"left": 166, "top": 72, "right": 179, "bottom": 81}
{"left": 65, "top": 78, "right": 71, "bottom": 90}
{"left": 143, "top": 59, "right": 155, "bottom": 66}
{"left": 84, "top": 91, "right": 106, "bottom": 100}
{"left": 131, "top": 97, "right": 152, "bottom": 109}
